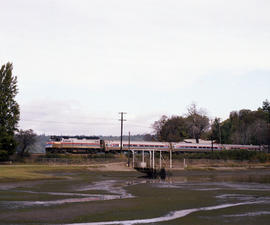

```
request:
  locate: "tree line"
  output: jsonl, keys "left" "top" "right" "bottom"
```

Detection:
{"left": 149, "top": 103, "right": 209, "bottom": 143}
{"left": 211, "top": 102, "right": 270, "bottom": 145}
{"left": 149, "top": 101, "right": 270, "bottom": 146}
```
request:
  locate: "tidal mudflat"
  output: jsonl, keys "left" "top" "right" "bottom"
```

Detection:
{"left": 0, "top": 167, "right": 270, "bottom": 225}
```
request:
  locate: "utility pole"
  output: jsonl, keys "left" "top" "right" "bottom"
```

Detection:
{"left": 128, "top": 131, "right": 131, "bottom": 167}
{"left": 218, "top": 122, "right": 222, "bottom": 144}
{"left": 119, "top": 112, "right": 127, "bottom": 153}
{"left": 211, "top": 136, "right": 214, "bottom": 153}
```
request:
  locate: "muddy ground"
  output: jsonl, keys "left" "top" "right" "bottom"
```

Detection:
{"left": 0, "top": 164, "right": 270, "bottom": 224}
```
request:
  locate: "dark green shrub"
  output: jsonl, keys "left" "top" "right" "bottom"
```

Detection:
{"left": 0, "top": 150, "right": 9, "bottom": 162}
{"left": 174, "top": 150, "right": 269, "bottom": 162}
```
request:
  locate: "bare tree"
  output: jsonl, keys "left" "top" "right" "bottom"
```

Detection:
{"left": 250, "top": 120, "right": 269, "bottom": 145}
{"left": 152, "top": 115, "right": 168, "bottom": 141}
{"left": 15, "top": 129, "right": 37, "bottom": 157}
{"left": 185, "top": 103, "right": 209, "bottom": 143}
{"left": 143, "top": 134, "right": 155, "bottom": 141}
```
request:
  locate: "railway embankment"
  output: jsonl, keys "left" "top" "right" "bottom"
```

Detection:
{"left": 1, "top": 150, "right": 270, "bottom": 182}
{"left": 1, "top": 157, "right": 270, "bottom": 182}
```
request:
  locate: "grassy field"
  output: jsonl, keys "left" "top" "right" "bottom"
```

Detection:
{"left": 0, "top": 164, "right": 89, "bottom": 182}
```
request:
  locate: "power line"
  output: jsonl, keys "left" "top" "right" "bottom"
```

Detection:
{"left": 20, "top": 119, "right": 118, "bottom": 126}
{"left": 21, "top": 117, "right": 152, "bottom": 130}
{"left": 22, "top": 111, "right": 117, "bottom": 120}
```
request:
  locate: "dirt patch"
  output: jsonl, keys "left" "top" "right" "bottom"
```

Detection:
{"left": 87, "top": 162, "right": 135, "bottom": 172}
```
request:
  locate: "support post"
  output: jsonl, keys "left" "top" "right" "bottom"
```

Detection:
{"left": 211, "top": 137, "right": 214, "bottom": 153}
{"left": 142, "top": 150, "right": 144, "bottom": 163}
{"left": 170, "top": 149, "right": 172, "bottom": 169}
{"left": 128, "top": 131, "right": 130, "bottom": 167}
{"left": 149, "top": 151, "right": 152, "bottom": 168}
{"left": 132, "top": 150, "right": 135, "bottom": 168}
{"left": 153, "top": 150, "right": 155, "bottom": 169}
{"left": 119, "top": 112, "right": 126, "bottom": 153}
{"left": 160, "top": 151, "right": 162, "bottom": 169}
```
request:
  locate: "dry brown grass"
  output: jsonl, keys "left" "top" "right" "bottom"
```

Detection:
{"left": 0, "top": 164, "right": 88, "bottom": 182}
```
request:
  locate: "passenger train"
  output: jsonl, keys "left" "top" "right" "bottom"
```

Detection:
{"left": 45, "top": 136, "right": 262, "bottom": 154}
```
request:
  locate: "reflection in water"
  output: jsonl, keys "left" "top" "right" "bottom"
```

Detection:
{"left": 154, "top": 180, "right": 270, "bottom": 191}
{"left": 159, "top": 171, "right": 270, "bottom": 184}
{"left": 77, "top": 180, "right": 133, "bottom": 198}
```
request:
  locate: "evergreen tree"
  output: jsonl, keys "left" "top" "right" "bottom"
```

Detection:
{"left": 262, "top": 99, "right": 270, "bottom": 123}
{"left": 0, "top": 62, "right": 20, "bottom": 160}
{"left": 211, "top": 118, "right": 222, "bottom": 143}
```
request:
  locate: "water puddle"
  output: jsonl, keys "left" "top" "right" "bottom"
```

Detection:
{"left": 155, "top": 181, "right": 270, "bottom": 191}
{"left": 1, "top": 195, "right": 121, "bottom": 208}
{"left": 224, "top": 211, "right": 270, "bottom": 217}
{"left": 0, "top": 193, "right": 127, "bottom": 209}
{"left": 64, "top": 201, "right": 264, "bottom": 225}
{"left": 77, "top": 180, "right": 132, "bottom": 198}
{"left": 216, "top": 194, "right": 270, "bottom": 205}
{"left": 1, "top": 180, "right": 135, "bottom": 209}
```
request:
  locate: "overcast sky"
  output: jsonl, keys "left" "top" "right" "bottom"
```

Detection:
{"left": 1, "top": 0, "right": 270, "bottom": 136}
